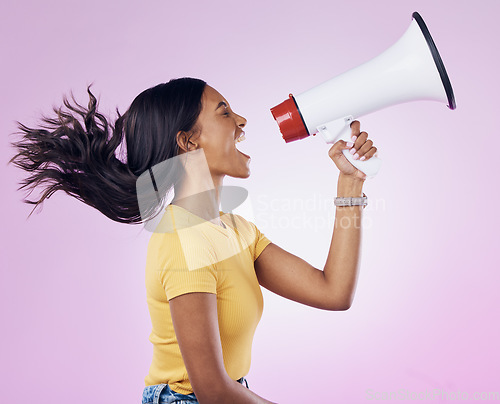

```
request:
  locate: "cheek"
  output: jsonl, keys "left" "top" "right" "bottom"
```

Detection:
{"left": 200, "top": 121, "right": 236, "bottom": 162}
{"left": 219, "top": 141, "right": 236, "bottom": 160}
{"left": 203, "top": 135, "right": 234, "bottom": 162}
{"left": 213, "top": 131, "right": 236, "bottom": 155}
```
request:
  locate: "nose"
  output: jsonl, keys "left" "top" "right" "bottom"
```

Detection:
{"left": 237, "top": 114, "right": 247, "bottom": 129}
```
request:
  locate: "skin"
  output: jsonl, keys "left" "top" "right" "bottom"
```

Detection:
{"left": 171, "top": 85, "right": 249, "bottom": 227}
{"left": 167, "top": 85, "right": 377, "bottom": 403}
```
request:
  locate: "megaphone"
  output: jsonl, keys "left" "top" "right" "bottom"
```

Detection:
{"left": 270, "top": 11, "right": 456, "bottom": 179}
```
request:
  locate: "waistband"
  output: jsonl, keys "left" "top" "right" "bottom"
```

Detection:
{"left": 142, "top": 376, "right": 249, "bottom": 404}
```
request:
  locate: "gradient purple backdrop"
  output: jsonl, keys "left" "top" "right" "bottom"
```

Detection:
{"left": 1, "top": 0, "right": 499, "bottom": 403}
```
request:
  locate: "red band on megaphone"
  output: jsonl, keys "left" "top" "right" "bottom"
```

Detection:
{"left": 270, "top": 94, "right": 310, "bottom": 143}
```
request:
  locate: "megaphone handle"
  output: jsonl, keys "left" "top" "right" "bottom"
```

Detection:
{"left": 317, "top": 117, "right": 383, "bottom": 179}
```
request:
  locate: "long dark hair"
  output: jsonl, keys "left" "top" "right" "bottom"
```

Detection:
{"left": 7, "top": 77, "right": 207, "bottom": 224}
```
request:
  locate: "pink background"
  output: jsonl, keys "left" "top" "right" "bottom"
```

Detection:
{"left": 1, "top": 0, "right": 499, "bottom": 403}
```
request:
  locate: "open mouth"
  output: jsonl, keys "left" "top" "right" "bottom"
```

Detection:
{"left": 234, "top": 132, "right": 250, "bottom": 159}
{"left": 235, "top": 131, "right": 246, "bottom": 144}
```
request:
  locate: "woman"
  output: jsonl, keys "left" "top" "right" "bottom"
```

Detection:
{"left": 9, "top": 77, "right": 377, "bottom": 404}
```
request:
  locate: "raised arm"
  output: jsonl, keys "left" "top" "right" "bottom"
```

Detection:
{"left": 169, "top": 292, "right": 277, "bottom": 404}
{"left": 254, "top": 121, "right": 376, "bottom": 311}
{"left": 321, "top": 173, "right": 365, "bottom": 309}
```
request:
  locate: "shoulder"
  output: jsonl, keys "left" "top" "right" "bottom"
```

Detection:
{"left": 223, "top": 212, "right": 256, "bottom": 232}
{"left": 148, "top": 227, "right": 218, "bottom": 272}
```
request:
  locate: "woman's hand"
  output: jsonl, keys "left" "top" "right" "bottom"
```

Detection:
{"left": 328, "top": 120, "right": 378, "bottom": 181}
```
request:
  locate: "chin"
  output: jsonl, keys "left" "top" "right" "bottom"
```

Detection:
{"left": 227, "top": 165, "right": 251, "bottom": 179}
{"left": 230, "top": 170, "right": 251, "bottom": 179}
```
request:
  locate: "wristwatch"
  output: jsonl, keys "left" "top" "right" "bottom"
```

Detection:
{"left": 334, "top": 193, "right": 368, "bottom": 208}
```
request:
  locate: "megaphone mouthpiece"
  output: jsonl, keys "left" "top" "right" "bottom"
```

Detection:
{"left": 270, "top": 94, "right": 309, "bottom": 143}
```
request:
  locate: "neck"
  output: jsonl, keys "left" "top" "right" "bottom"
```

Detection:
{"left": 170, "top": 150, "right": 225, "bottom": 225}
{"left": 171, "top": 178, "right": 224, "bottom": 223}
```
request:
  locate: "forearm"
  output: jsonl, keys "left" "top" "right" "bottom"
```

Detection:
{"left": 323, "top": 173, "right": 365, "bottom": 310}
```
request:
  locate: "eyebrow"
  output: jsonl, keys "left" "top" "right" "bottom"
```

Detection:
{"left": 215, "top": 101, "right": 228, "bottom": 111}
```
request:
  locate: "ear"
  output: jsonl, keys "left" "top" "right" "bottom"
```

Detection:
{"left": 176, "top": 131, "right": 198, "bottom": 153}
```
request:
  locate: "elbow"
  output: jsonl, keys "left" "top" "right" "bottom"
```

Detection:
{"left": 195, "top": 378, "right": 232, "bottom": 404}
{"left": 331, "top": 302, "right": 351, "bottom": 311}
{"left": 196, "top": 390, "right": 223, "bottom": 404}
{"left": 329, "top": 296, "right": 353, "bottom": 311}
{"left": 195, "top": 386, "right": 225, "bottom": 404}
{"left": 337, "top": 302, "right": 352, "bottom": 311}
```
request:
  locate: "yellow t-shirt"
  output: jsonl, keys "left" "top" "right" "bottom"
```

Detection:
{"left": 144, "top": 203, "right": 272, "bottom": 394}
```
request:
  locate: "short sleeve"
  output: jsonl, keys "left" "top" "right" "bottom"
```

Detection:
{"left": 155, "top": 231, "right": 218, "bottom": 301}
{"left": 249, "top": 221, "right": 272, "bottom": 261}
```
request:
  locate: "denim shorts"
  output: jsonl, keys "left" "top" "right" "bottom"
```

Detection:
{"left": 142, "top": 376, "right": 249, "bottom": 404}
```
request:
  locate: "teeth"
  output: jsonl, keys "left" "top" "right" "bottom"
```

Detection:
{"left": 235, "top": 134, "right": 246, "bottom": 143}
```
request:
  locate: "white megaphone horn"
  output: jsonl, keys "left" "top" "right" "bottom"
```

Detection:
{"left": 270, "top": 11, "right": 456, "bottom": 179}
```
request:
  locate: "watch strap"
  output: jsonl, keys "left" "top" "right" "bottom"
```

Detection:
{"left": 334, "top": 193, "right": 368, "bottom": 208}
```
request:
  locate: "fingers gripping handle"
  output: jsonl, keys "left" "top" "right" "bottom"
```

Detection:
{"left": 317, "top": 116, "right": 383, "bottom": 179}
